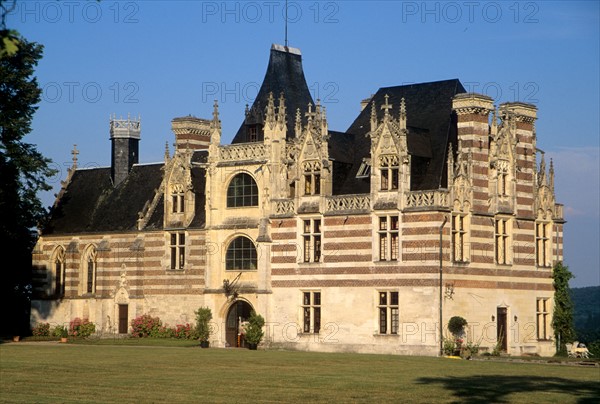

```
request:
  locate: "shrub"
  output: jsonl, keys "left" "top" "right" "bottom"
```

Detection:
{"left": 244, "top": 311, "right": 265, "bottom": 346}
{"left": 32, "top": 322, "right": 50, "bottom": 337}
{"left": 130, "top": 314, "right": 162, "bottom": 338}
{"left": 69, "top": 318, "right": 96, "bottom": 338}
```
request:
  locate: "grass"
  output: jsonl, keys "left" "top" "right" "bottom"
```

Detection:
{"left": 1, "top": 342, "right": 599, "bottom": 403}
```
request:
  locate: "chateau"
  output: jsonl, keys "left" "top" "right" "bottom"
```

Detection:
{"left": 31, "top": 44, "right": 563, "bottom": 356}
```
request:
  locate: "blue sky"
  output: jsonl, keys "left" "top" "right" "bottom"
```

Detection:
{"left": 9, "top": 1, "right": 599, "bottom": 287}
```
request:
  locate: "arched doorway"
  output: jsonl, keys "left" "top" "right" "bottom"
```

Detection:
{"left": 225, "top": 300, "right": 253, "bottom": 348}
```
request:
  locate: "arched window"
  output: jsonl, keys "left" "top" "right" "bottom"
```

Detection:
{"left": 52, "top": 246, "right": 66, "bottom": 297}
{"left": 226, "top": 236, "right": 257, "bottom": 270}
{"left": 83, "top": 246, "right": 97, "bottom": 294}
{"left": 227, "top": 173, "right": 258, "bottom": 207}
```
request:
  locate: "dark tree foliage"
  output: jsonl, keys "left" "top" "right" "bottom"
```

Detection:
{"left": 0, "top": 34, "right": 55, "bottom": 336}
{"left": 552, "top": 261, "right": 576, "bottom": 355}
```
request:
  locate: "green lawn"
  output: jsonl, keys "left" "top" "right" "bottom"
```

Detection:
{"left": 1, "top": 342, "right": 598, "bottom": 403}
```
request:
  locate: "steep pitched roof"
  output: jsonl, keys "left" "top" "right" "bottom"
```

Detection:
{"left": 43, "top": 164, "right": 164, "bottom": 234}
{"left": 337, "top": 79, "right": 466, "bottom": 193}
{"left": 231, "top": 44, "right": 314, "bottom": 143}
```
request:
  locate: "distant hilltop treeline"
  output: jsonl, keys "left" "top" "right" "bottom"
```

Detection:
{"left": 571, "top": 286, "right": 600, "bottom": 343}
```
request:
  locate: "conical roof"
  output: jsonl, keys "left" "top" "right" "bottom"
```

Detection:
{"left": 231, "top": 44, "right": 314, "bottom": 143}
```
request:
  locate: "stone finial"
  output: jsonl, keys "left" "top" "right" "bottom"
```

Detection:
{"left": 211, "top": 100, "right": 221, "bottom": 130}
{"left": 538, "top": 152, "right": 547, "bottom": 186}
{"left": 277, "top": 92, "right": 286, "bottom": 128}
{"left": 370, "top": 100, "right": 377, "bottom": 132}
{"left": 399, "top": 97, "right": 406, "bottom": 130}
{"left": 71, "top": 144, "right": 79, "bottom": 168}
{"left": 447, "top": 143, "right": 454, "bottom": 181}
{"left": 549, "top": 158, "right": 555, "bottom": 191}
{"left": 266, "top": 92, "right": 276, "bottom": 125}
{"left": 295, "top": 108, "right": 302, "bottom": 137}
{"left": 305, "top": 102, "right": 315, "bottom": 122}
{"left": 381, "top": 94, "right": 392, "bottom": 120}
{"left": 164, "top": 141, "right": 170, "bottom": 161}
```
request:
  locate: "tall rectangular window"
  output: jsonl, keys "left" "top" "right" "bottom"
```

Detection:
{"left": 536, "top": 298, "right": 550, "bottom": 340}
{"left": 378, "top": 216, "right": 399, "bottom": 261}
{"left": 380, "top": 159, "right": 399, "bottom": 191}
{"left": 302, "top": 219, "right": 321, "bottom": 263}
{"left": 302, "top": 291, "right": 321, "bottom": 333}
{"left": 87, "top": 258, "right": 95, "bottom": 294}
{"left": 495, "top": 218, "right": 510, "bottom": 265}
{"left": 304, "top": 172, "right": 320, "bottom": 195}
{"left": 170, "top": 232, "right": 185, "bottom": 270}
{"left": 452, "top": 214, "right": 468, "bottom": 262}
{"left": 536, "top": 221, "right": 552, "bottom": 267}
{"left": 378, "top": 291, "right": 399, "bottom": 334}
{"left": 498, "top": 170, "right": 509, "bottom": 196}
{"left": 172, "top": 192, "right": 185, "bottom": 213}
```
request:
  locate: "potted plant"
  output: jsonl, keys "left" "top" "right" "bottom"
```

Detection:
{"left": 195, "top": 306, "right": 212, "bottom": 348}
{"left": 448, "top": 316, "right": 468, "bottom": 356}
{"left": 53, "top": 324, "right": 68, "bottom": 342}
{"left": 244, "top": 311, "right": 265, "bottom": 350}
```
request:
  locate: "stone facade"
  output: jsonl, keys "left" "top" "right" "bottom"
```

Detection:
{"left": 31, "top": 45, "right": 563, "bottom": 356}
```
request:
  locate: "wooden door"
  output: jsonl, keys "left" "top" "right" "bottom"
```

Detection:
{"left": 118, "top": 304, "right": 128, "bottom": 334}
{"left": 497, "top": 307, "right": 508, "bottom": 352}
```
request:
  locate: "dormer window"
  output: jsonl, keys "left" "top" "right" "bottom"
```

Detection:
{"left": 248, "top": 126, "right": 258, "bottom": 142}
{"left": 172, "top": 190, "right": 185, "bottom": 213}
{"left": 303, "top": 161, "right": 321, "bottom": 196}
{"left": 380, "top": 156, "right": 399, "bottom": 191}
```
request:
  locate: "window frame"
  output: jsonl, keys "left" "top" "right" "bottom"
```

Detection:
{"left": 536, "top": 221, "right": 552, "bottom": 268}
{"left": 225, "top": 235, "right": 258, "bottom": 271}
{"left": 452, "top": 213, "right": 469, "bottom": 263}
{"left": 169, "top": 232, "right": 186, "bottom": 270}
{"left": 301, "top": 218, "right": 322, "bottom": 263}
{"left": 378, "top": 291, "right": 399, "bottom": 335}
{"left": 378, "top": 216, "right": 399, "bottom": 262}
{"left": 52, "top": 246, "right": 66, "bottom": 297}
{"left": 536, "top": 297, "right": 551, "bottom": 340}
{"left": 227, "top": 173, "right": 259, "bottom": 208}
{"left": 380, "top": 156, "right": 400, "bottom": 191}
{"left": 495, "top": 217, "right": 511, "bottom": 265}
{"left": 82, "top": 246, "right": 97, "bottom": 295}
{"left": 302, "top": 291, "right": 321, "bottom": 334}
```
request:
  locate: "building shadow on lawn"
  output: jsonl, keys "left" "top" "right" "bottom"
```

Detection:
{"left": 415, "top": 375, "right": 600, "bottom": 403}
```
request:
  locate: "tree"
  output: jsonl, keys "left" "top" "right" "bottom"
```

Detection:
{"left": 552, "top": 261, "right": 576, "bottom": 355}
{"left": 1, "top": 31, "right": 55, "bottom": 336}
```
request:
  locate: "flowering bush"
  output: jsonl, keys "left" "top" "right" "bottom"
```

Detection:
{"left": 32, "top": 322, "right": 51, "bottom": 337}
{"left": 174, "top": 323, "right": 199, "bottom": 340}
{"left": 69, "top": 318, "right": 96, "bottom": 338}
{"left": 130, "top": 314, "right": 162, "bottom": 338}
{"left": 443, "top": 338, "right": 456, "bottom": 356}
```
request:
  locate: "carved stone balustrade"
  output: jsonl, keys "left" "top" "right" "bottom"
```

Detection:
{"left": 325, "top": 194, "right": 371, "bottom": 215}
{"left": 219, "top": 143, "right": 266, "bottom": 162}
{"left": 404, "top": 190, "right": 449, "bottom": 210}
{"left": 272, "top": 199, "right": 295, "bottom": 217}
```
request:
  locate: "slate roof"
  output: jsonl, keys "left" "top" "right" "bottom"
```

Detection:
{"left": 336, "top": 79, "right": 466, "bottom": 194}
{"left": 232, "top": 44, "right": 314, "bottom": 143}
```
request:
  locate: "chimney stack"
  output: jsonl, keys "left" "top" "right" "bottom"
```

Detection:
{"left": 171, "top": 116, "right": 211, "bottom": 151}
{"left": 110, "top": 114, "right": 140, "bottom": 186}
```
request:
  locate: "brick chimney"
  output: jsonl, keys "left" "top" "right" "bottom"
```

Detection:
{"left": 171, "top": 116, "right": 211, "bottom": 150}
